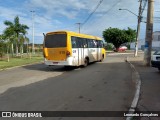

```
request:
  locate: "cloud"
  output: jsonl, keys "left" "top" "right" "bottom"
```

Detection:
{"left": 0, "top": 4, "right": 63, "bottom": 42}
{"left": 0, "top": 0, "right": 160, "bottom": 43}
{"left": 0, "top": 6, "right": 27, "bottom": 34}
{"left": 0, "top": 6, "right": 27, "bottom": 20}
{"left": 81, "top": 0, "right": 139, "bottom": 37}
{"left": 25, "top": 0, "right": 86, "bottom": 19}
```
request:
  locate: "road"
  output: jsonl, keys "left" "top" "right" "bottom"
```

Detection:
{"left": 0, "top": 53, "right": 135, "bottom": 120}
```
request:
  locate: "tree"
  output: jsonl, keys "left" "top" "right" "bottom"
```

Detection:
{"left": 124, "top": 27, "right": 136, "bottom": 42}
{"left": 24, "top": 36, "right": 30, "bottom": 55}
{"left": 0, "top": 34, "right": 10, "bottom": 61}
{"left": 103, "top": 27, "right": 136, "bottom": 50}
{"left": 4, "top": 16, "right": 29, "bottom": 56}
{"left": 0, "top": 34, "right": 5, "bottom": 58}
{"left": 19, "top": 35, "right": 30, "bottom": 56}
{"left": 3, "top": 27, "right": 16, "bottom": 56}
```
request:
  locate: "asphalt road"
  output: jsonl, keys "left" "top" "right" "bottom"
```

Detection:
{"left": 0, "top": 53, "right": 135, "bottom": 120}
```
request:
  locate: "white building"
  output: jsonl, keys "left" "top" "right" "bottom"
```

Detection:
{"left": 153, "top": 31, "right": 160, "bottom": 41}
{"left": 130, "top": 31, "right": 160, "bottom": 50}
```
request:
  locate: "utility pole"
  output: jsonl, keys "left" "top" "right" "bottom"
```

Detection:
{"left": 143, "top": 0, "right": 154, "bottom": 66}
{"left": 76, "top": 23, "right": 81, "bottom": 33}
{"left": 134, "top": 0, "right": 142, "bottom": 57}
{"left": 31, "top": 10, "right": 35, "bottom": 54}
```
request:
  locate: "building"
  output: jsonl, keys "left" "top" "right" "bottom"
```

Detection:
{"left": 153, "top": 31, "right": 160, "bottom": 41}
{"left": 130, "top": 31, "right": 160, "bottom": 50}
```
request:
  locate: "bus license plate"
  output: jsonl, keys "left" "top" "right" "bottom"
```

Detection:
{"left": 53, "top": 62, "right": 58, "bottom": 64}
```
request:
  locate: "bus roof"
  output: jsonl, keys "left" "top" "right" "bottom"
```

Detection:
{"left": 46, "top": 30, "right": 102, "bottom": 40}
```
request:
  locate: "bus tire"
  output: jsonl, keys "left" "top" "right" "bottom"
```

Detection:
{"left": 100, "top": 54, "right": 104, "bottom": 62}
{"left": 83, "top": 58, "right": 89, "bottom": 67}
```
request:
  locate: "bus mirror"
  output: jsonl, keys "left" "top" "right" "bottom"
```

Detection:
{"left": 43, "top": 33, "right": 46, "bottom": 48}
{"left": 43, "top": 33, "right": 46, "bottom": 38}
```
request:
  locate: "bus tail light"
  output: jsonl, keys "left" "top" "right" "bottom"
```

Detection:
{"left": 66, "top": 51, "right": 71, "bottom": 57}
{"left": 43, "top": 48, "right": 48, "bottom": 58}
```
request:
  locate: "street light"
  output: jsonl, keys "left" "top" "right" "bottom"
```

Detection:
{"left": 119, "top": 9, "right": 138, "bottom": 17}
{"left": 30, "top": 10, "right": 35, "bottom": 54}
{"left": 119, "top": 7, "right": 142, "bottom": 57}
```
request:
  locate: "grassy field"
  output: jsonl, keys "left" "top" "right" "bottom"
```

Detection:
{"left": 0, "top": 55, "right": 43, "bottom": 70}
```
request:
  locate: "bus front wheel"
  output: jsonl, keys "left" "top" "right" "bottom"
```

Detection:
{"left": 99, "top": 55, "right": 104, "bottom": 62}
{"left": 83, "top": 58, "right": 89, "bottom": 67}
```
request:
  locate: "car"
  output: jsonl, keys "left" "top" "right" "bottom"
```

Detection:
{"left": 113, "top": 46, "right": 127, "bottom": 52}
{"left": 118, "top": 46, "right": 127, "bottom": 51}
{"left": 151, "top": 50, "right": 160, "bottom": 71}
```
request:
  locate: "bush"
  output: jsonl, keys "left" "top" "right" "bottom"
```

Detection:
{"left": 0, "top": 42, "right": 5, "bottom": 58}
{"left": 104, "top": 43, "right": 114, "bottom": 50}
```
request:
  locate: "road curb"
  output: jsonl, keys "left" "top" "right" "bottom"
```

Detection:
{"left": 126, "top": 56, "right": 141, "bottom": 120}
{"left": 0, "top": 61, "right": 44, "bottom": 71}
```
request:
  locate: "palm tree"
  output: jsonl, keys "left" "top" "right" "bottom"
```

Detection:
{"left": 4, "top": 16, "right": 29, "bottom": 56}
{"left": 3, "top": 27, "right": 16, "bottom": 56}
{"left": 19, "top": 34, "right": 25, "bottom": 57}
{"left": 0, "top": 34, "right": 5, "bottom": 58}
{"left": 24, "top": 36, "right": 31, "bottom": 59}
{"left": 24, "top": 36, "right": 30, "bottom": 55}
{"left": 0, "top": 34, "right": 10, "bottom": 61}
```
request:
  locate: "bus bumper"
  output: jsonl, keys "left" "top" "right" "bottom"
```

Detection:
{"left": 44, "top": 57, "right": 74, "bottom": 66}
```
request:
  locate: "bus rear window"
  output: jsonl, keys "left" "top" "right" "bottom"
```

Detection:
{"left": 45, "top": 34, "right": 67, "bottom": 48}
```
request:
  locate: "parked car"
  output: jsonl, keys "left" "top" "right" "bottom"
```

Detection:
{"left": 113, "top": 46, "right": 127, "bottom": 52}
{"left": 118, "top": 46, "right": 127, "bottom": 51}
{"left": 151, "top": 50, "right": 160, "bottom": 71}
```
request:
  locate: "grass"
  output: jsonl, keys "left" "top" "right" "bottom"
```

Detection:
{"left": 0, "top": 55, "right": 43, "bottom": 70}
{"left": 106, "top": 50, "right": 114, "bottom": 52}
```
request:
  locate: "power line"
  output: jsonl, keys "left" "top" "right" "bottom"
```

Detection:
{"left": 82, "top": 0, "right": 122, "bottom": 29}
{"left": 141, "top": 0, "right": 147, "bottom": 15}
{"left": 103, "top": 0, "right": 122, "bottom": 15}
{"left": 82, "top": 0, "right": 103, "bottom": 26}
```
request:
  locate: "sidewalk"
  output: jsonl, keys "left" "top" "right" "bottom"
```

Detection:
{"left": 128, "top": 54, "right": 160, "bottom": 120}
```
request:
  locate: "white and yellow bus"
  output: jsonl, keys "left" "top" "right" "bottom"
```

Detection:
{"left": 43, "top": 31, "right": 106, "bottom": 67}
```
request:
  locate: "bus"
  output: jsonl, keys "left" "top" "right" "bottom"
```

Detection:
{"left": 43, "top": 31, "right": 106, "bottom": 67}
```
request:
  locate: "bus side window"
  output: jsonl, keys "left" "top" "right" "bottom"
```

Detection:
{"left": 88, "top": 39, "right": 92, "bottom": 48}
{"left": 101, "top": 41, "right": 104, "bottom": 48}
{"left": 93, "top": 40, "right": 97, "bottom": 48}
{"left": 71, "top": 36, "right": 78, "bottom": 48}
{"left": 76, "top": 37, "right": 81, "bottom": 48}
{"left": 90, "top": 40, "right": 95, "bottom": 48}
{"left": 83, "top": 39, "right": 88, "bottom": 48}
{"left": 80, "top": 38, "right": 85, "bottom": 48}
{"left": 97, "top": 41, "right": 101, "bottom": 48}
{"left": 97, "top": 41, "right": 102, "bottom": 48}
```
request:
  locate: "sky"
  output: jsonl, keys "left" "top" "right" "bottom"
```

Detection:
{"left": 0, "top": 0, "right": 160, "bottom": 44}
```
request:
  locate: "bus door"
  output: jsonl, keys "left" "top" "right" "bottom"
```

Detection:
{"left": 88, "top": 39, "right": 93, "bottom": 62}
{"left": 88, "top": 39, "right": 98, "bottom": 62}
{"left": 71, "top": 37, "right": 78, "bottom": 66}
{"left": 71, "top": 37, "right": 84, "bottom": 66}
{"left": 77, "top": 38, "right": 85, "bottom": 66}
{"left": 82, "top": 38, "right": 88, "bottom": 64}
{"left": 97, "top": 41, "right": 102, "bottom": 61}
{"left": 93, "top": 40, "right": 98, "bottom": 61}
